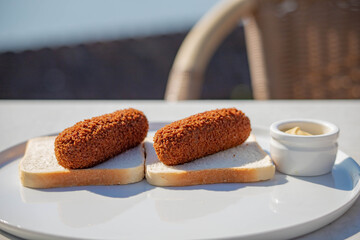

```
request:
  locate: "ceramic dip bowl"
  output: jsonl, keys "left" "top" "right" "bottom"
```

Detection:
{"left": 270, "top": 119, "right": 339, "bottom": 176}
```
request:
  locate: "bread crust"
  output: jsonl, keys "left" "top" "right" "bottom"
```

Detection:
{"left": 55, "top": 108, "right": 148, "bottom": 169}
{"left": 153, "top": 108, "right": 251, "bottom": 166}
{"left": 20, "top": 137, "right": 145, "bottom": 188}
{"left": 20, "top": 166, "right": 144, "bottom": 189}
{"left": 146, "top": 166, "right": 275, "bottom": 187}
{"left": 145, "top": 134, "right": 275, "bottom": 187}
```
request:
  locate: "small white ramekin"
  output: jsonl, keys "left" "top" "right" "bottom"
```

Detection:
{"left": 270, "top": 119, "right": 339, "bottom": 176}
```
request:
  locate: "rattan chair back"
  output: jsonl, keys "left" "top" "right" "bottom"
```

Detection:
{"left": 165, "top": 0, "right": 360, "bottom": 100}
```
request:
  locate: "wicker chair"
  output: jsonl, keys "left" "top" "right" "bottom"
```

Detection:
{"left": 165, "top": 0, "right": 360, "bottom": 100}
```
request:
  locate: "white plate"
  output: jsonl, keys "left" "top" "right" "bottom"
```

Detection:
{"left": 0, "top": 125, "right": 359, "bottom": 240}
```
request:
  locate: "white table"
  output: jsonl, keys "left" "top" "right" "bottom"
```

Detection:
{"left": 0, "top": 100, "right": 359, "bottom": 239}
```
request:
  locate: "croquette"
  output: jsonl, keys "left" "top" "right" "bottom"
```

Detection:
{"left": 55, "top": 108, "right": 148, "bottom": 169}
{"left": 153, "top": 108, "right": 251, "bottom": 166}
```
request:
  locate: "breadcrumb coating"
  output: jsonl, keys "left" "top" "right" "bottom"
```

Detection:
{"left": 55, "top": 108, "right": 148, "bottom": 169}
{"left": 153, "top": 108, "right": 251, "bottom": 166}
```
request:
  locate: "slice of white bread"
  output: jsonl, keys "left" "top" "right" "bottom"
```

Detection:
{"left": 145, "top": 134, "right": 275, "bottom": 187}
{"left": 19, "top": 136, "right": 145, "bottom": 188}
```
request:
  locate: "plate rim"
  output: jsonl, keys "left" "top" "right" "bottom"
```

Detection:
{"left": 0, "top": 125, "right": 359, "bottom": 240}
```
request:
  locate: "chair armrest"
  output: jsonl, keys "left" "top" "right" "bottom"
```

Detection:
{"left": 165, "top": 0, "right": 256, "bottom": 101}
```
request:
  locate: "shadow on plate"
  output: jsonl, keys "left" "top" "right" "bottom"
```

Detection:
{"left": 0, "top": 141, "right": 27, "bottom": 166}
{"left": 148, "top": 174, "right": 286, "bottom": 222}
{"left": 23, "top": 179, "right": 154, "bottom": 198}
{"left": 161, "top": 173, "right": 288, "bottom": 192}
{"left": 291, "top": 157, "right": 360, "bottom": 191}
{"left": 20, "top": 180, "right": 153, "bottom": 228}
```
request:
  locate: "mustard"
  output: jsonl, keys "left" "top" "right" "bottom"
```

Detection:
{"left": 285, "top": 127, "right": 312, "bottom": 136}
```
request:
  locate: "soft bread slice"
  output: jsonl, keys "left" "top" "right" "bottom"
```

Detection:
{"left": 19, "top": 136, "right": 145, "bottom": 188}
{"left": 145, "top": 134, "right": 275, "bottom": 187}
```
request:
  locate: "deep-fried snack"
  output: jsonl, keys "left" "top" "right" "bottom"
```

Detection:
{"left": 153, "top": 108, "right": 251, "bottom": 166}
{"left": 55, "top": 108, "right": 148, "bottom": 169}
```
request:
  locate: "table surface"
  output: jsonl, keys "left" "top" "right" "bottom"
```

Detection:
{"left": 0, "top": 100, "right": 359, "bottom": 240}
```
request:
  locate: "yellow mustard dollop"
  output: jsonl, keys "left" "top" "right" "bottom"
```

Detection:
{"left": 285, "top": 127, "right": 312, "bottom": 136}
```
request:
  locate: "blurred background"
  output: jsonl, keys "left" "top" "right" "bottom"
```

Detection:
{"left": 0, "top": 0, "right": 252, "bottom": 100}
